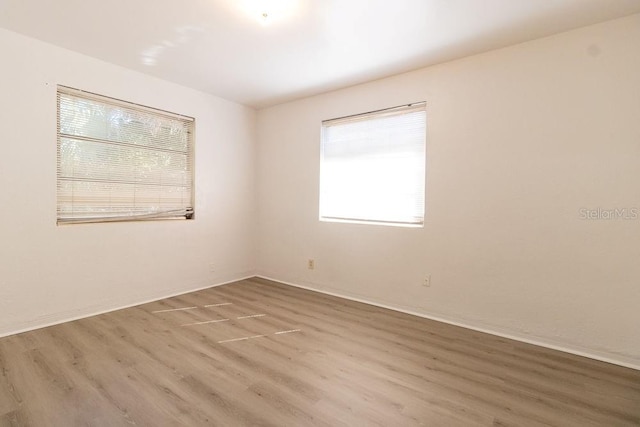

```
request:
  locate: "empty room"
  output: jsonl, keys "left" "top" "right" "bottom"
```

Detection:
{"left": 1, "top": 0, "right": 639, "bottom": 425}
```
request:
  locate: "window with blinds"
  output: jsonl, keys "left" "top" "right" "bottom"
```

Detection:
{"left": 320, "top": 102, "right": 426, "bottom": 226}
{"left": 56, "top": 86, "right": 194, "bottom": 224}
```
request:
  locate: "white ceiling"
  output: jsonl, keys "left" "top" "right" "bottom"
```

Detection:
{"left": 1, "top": 0, "right": 639, "bottom": 108}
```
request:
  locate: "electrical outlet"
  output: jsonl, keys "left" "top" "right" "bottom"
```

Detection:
{"left": 423, "top": 275, "right": 431, "bottom": 287}
{"left": 209, "top": 263, "right": 216, "bottom": 273}
{"left": 307, "top": 259, "right": 315, "bottom": 270}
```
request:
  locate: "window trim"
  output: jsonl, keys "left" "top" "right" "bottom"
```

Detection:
{"left": 56, "top": 85, "right": 195, "bottom": 225}
{"left": 319, "top": 102, "right": 427, "bottom": 227}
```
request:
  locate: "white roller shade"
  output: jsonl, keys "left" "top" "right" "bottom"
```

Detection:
{"left": 320, "top": 103, "right": 426, "bottom": 226}
{"left": 56, "top": 86, "right": 194, "bottom": 224}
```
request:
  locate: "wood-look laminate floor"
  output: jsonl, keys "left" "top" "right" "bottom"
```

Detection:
{"left": 0, "top": 278, "right": 639, "bottom": 426}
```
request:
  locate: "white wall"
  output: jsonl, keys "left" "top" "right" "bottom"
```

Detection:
{"left": 256, "top": 14, "right": 640, "bottom": 368}
{"left": 0, "top": 28, "right": 257, "bottom": 336}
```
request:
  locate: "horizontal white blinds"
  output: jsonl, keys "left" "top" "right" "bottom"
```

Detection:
{"left": 320, "top": 102, "right": 426, "bottom": 225}
{"left": 56, "top": 86, "right": 195, "bottom": 224}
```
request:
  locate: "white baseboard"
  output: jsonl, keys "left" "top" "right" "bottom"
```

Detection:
{"left": 255, "top": 274, "right": 640, "bottom": 371}
{"left": 0, "top": 273, "right": 255, "bottom": 339}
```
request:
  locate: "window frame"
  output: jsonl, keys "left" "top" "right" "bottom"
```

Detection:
{"left": 319, "top": 102, "right": 427, "bottom": 227}
{"left": 56, "top": 85, "right": 195, "bottom": 225}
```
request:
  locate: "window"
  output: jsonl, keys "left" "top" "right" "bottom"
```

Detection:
{"left": 56, "top": 86, "right": 194, "bottom": 224}
{"left": 320, "top": 102, "right": 426, "bottom": 226}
